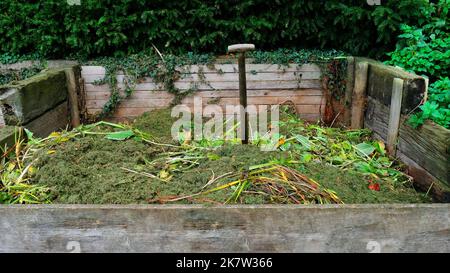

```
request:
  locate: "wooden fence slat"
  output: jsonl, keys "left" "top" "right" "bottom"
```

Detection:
{"left": 84, "top": 80, "right": 321, "bottom": 91}
{"left": 351, "top": 62, "right": 368, "bottom": 129}
{"left": 88, "top": 104, "right": 323, "bottom": 114}
{"left": 86, "top": 96, "right": 324, "bottom": 109}
{"left": 386, "top": 78, "right": 404, "bottom": 155}
{"left": 81, "top": 64, "right": 321, "bottom": 75}
{"left": 85, "top": 89, "right": 323, "bottom": 100}
{"left": 82, "top": 71, "right": 321, "bottom": 84}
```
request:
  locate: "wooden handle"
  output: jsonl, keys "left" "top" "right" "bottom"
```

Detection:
{"left": 227, "top": 44, "right": 255, "bottom": 53}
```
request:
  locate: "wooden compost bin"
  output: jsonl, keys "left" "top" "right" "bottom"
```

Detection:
{"left": 355, "top": 58, "right": 450, "bottom": 202}
{"left": 82, "top": 62, "right": 325, "bottom": 122}
{"left": 1, "top": 204, "right": 449, "bottom": 253}
{"left": 1, "top": 59, "right": 449, "bottom": 253}
{"left": 0, "top": 62, "right": 83, "bottom": 137}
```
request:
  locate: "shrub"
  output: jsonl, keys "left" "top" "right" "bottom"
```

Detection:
{"left": 387, "top": 0, "right": 449, "bottom": 128}
{"left": 386, "top": 0, "right": 450, "bottom": 81}
{"left": 0, "top": 0, "right": 433, "bottom": 60}
{"left": 408, "top": 77, "right": 450, "bottom": 129}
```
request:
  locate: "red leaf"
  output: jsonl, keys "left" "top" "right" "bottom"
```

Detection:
{"left": 368, "top": 183, "right": 380, "bottom": 191}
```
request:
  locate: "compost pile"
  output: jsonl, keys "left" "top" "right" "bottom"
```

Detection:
{"left": 0, "top": 108, "right": 430, "bottom": 204}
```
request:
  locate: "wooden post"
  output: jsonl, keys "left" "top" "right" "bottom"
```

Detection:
{"left": 227, "top": 44, "right": 255, "bottom": 144}
{"left": 238, "top": 53, "right": 249, "bottom": 144}
{"left": 351, "top": 62, "right": 368, "bottom": 129}
{"left": 387, "top": 78, "right": 404, "bottom": 155}
{"left": 64, "top": 67, "right": 81, "bottom": 128}
{"left": 344, "top": 56, "right": 355, "bottom": 126}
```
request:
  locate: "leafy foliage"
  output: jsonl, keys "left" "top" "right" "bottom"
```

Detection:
{"left": 408, "top": 77, "right": 450, "bottom": 128}
{"left": 386, "top": 0, "right": 450, "bottom": 128}
{"left": 386, "top": 1, "right": 450, "bottom": 80}
{"left": 0, "top": 0, "right": 433, "bottom": 60}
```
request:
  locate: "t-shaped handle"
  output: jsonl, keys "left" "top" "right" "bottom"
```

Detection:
{"left": 227, "top": 44, "right": 255, "bottom": 144}
{"left": 227, "top": 44, "right": 255, "bottom": 53}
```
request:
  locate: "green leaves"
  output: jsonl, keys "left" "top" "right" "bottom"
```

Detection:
{"left": 0, "top": 0, "right": 437, "bottom": 59}
{"left": 105, "top": 130, "right": 135, "bottom": 141}
{"left": 355, "top": 143, "right": 376, "bottom": 157}
{"left": 408, "top": 77, "right": 450, "bottom": 129}
{"left": 386, "top": 0, "right": 450, "bottom": 129}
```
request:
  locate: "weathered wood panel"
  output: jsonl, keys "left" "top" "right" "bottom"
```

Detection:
{"left": 360, "top": 57, "right": 426, "bottom": 115}
{"left": 86, "top": 89, "right": 323, "bottom": 100}
{"left": 361, "top": 58, "right": 449, "bottom": 201}
{"left": 88, "top": 105, "right": 323, "bottom": 121}
{"left": 81, "top": 63, "right": 321, "bottom": 75}
{"left": 365, "top": 97, "right": 450, "bottom": 199}
{"left": 84, "top": 80, "right": 321, "bottom": 91}
{"left": 82, "top": 72, "right": 321, "bottom": 83}
{"left": 0, "top": 204, "right": 448, "bottom": 253}
{"left": 81, "top": 64, "right": 325, "bottom": 122}
{"left": 24, "top": 101, "right": 69, "bottom": 138}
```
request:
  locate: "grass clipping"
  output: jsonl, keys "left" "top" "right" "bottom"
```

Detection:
{"left": 0, "top": 108, "right": 430, "bottom": 204}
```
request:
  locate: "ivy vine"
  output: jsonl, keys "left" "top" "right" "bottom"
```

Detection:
{"left": 86, "top": 50, "right": 215, "bottom": 119}
{"left": 85, "top": 49, "right": 348, "bottom": 120}
{"left": 0, "top": 62, "right": 46, "bottom": 86}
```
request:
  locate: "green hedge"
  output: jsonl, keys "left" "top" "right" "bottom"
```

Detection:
{"left": 0, "top": 0, "right": 434, "bottom": 60}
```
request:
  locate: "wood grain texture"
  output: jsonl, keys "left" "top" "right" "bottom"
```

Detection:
{"left": 1, "top": 204, "right": 449, "bottom": 253}
{"left": 23, "top": 101, "right": 69, "bottom": 138}
{"left": 82, "top": 72, "right": 321, "bottom": 84}
{"left": 81, "top": 64, "right": 321, "bottom": 75}
{"left": 85, "top": 89, "right": 323, "bottom": 100}
{"left": 64, "top": 67, "right": 81, "bottom": 128}
{"left": 365, "top": 97, "right": 450, "bottom": 195}
{"left": 386, "top": 78, "right": 404, "bottom": 155}
{"left": 351, "top": 62, "right": 368, "bottom": 129}
{"left": 81, "top": 64, "right": 325, "bottom": 121}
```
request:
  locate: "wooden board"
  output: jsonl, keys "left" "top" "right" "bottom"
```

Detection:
{"left": 83, "top": 80, "right": 321, "bottom": 90}
{"left": 365, "top": 97, "right": 450, "bottom": 193}
{"left": 81, "top": 64, "right": 325, "bottom": 122}
{"left": 82, "top": 72, "right": 321, "bottom": 84}
{"left": 81, "top": 63, "right": 321, "bottom": 75}
{"left": 1, "top": 204, "right": 449, "bottom": 253}
{"left": 86, "top": 89, "right": 323, "bottom": 100}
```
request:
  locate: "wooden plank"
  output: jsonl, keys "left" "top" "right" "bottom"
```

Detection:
{"left": 84, "top": 80, "right": 321, "bottom": 91}
{"left": 343, "top": 56, "right": 355, "bottom": 126}
{"left": 365, "top": 97, "right": 450, "bottom": 188}
{"left": 351, "top": 62, "right": 368, "bottom": 129}
{"left": 86, "top": 98, "right": 173, "bottom": 109}
{"left": 175, "top": 80, "right": 321, "bottom": 90}
{"left": 1, "top": 204, "right": 449, "bottom": 253}
{"left": 85, "top": 89, "right": 323, "bottom": 100}
{"left": 397, "top": 151, "right": 450, "bottom": 202}
{"left": 386, "top": 78, "right": 404, "bottom": 155}
{"left": 82, "top": 71, "right": 321, "bottom": 84}
{"left": 216, "top": 96, "right": 323, "bottom": 105}
{"left": 87, "top": 99, "right": 323, "bottom": 112}
{"left": 87, "top": 95, "right": 323, "bottom": 108}
{"left": 108, "top": 113, "right": 322, "bottom": 123}
{"left": 81, "top": 63, "right": 321, "bottom": 75}
{"left": 64, "top": 67, "right": 81, "bottom": 128}
{"left": 177, "top": 71, "right": 321, "bottom": 82}
{"left": 23, "top": 102, "right": 69, "bottom": 138}
{"left": 88, "top": 103, "right": 322, "bottom": 117}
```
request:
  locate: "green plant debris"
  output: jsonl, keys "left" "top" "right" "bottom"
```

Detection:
{"left": 0, "top": 108, "right": 431, "bottom": 204}
{"left": 132, "top": 108, "right": 178, "bottom": 143}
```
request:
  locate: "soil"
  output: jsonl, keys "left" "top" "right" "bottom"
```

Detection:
{"left": 32, "top": 108, "right": 431, "bottom": 204}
